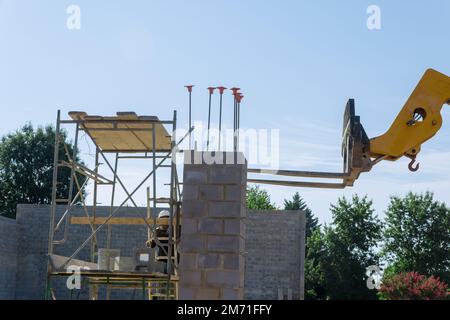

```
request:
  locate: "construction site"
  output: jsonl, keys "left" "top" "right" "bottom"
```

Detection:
{"left": 0, "top": 67, "right": 449, "bottom": 301}
{"left": 0, "top": 101, "right": 307, "bottom": 300}
{"left": 0, "top": 2, "right": 450, "bottom": 306}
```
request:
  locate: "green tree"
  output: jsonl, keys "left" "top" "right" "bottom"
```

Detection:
{"left": 246, "top": 185, "right": 277, "bottom": 210}
{"left": 283, "top": 192, "right": 319, "bottom": 240}
{"left": 0, "top": 124, "right": 85, "bottom": 218}
{"left": 382, "top": 192, "right": 450, "bottom": 284}
{"left": 306, "top": 195, "right": 383, "bottom": 300}
{"left": 305, "top": 228, "right": 328, "bottom": 300}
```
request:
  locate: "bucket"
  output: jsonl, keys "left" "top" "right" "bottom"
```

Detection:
{"left": 97, "top": 249, "right": 120, "bottom": 271}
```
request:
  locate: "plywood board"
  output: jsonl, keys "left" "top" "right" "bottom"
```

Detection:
{"left": 70, "top": 216, "right": 173, "bottom": 226}
{"left": 69, "top": 111, "right": 172, "bottom": 152}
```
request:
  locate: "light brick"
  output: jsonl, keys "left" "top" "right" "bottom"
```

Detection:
{"left": 178, "top": 287, "right": 196, "bottom": 300}
{"left": 184, "top": 166, "right": 207, "bottom": 184}
{"left": 180, "top": 270, "right": 202, "bottom": 287}
{"left": 195, "top": 288, "right": 220, "bottom": 300}
{"left": 206, "top": 270, "right": 241, "bottom": 288}
{"left": 179, "top": 234, "right": 206, "bottom": 253}
{"left": 222, "top": 288, "right": 243, "bottom": 300}
{"left": 209, "top": 202, "right": 242, "bottom": 218}
{"left": 199, "top": 185, "right": 224, "bottom": 201}
{"left": 182, "top": 200, "right": 207, "bottom": 218}
{"left": 224, "top": 219, "right": 241, "bottom": 235}
{"left": 183, "top": 185, "right": 199, "bottom": 201}
{"left": 179, "top": 253, "right": 198, "bottom": 271}
{"left": 182, "top": 218, "right": 198, "bottom": 235}
{"left": 207, "top": 235, "right": 240, "bottom": 253}
{"left": 240, "top": 203, "right": 247, "bottom": 218}
{"left": 225, "top": 185, "right": 244, "bottom": 202}
{"left": 209, "top": 166, "right": 244, "bottom": 185}
{"left": 198, "top": 254, "right": 221, "bottom": 269}
{"left": 198, "top": 219, "right": 223, "bottom": 234}
{"left": 223, "top": 254, "right": 242, "bottom": 270}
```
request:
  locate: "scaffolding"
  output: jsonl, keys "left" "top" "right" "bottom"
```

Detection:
{"left": 46, "top": 110, "right": 188, "bottom": 300}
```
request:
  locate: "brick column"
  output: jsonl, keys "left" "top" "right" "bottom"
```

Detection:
{"left": 179, "top": 152, "right": 247, "bottom": 300}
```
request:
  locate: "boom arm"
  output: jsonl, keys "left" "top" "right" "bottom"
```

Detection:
{"left": 370, "top": 69, "right": 450, "bottom": 163}
{"left": 248, "top": 69, "right": 450, "bottom": 188}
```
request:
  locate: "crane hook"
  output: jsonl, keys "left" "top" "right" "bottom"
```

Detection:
{"left": 408, "top": 158, "right": 420, "bottom": 172}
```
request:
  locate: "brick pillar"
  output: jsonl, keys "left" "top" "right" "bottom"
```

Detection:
{"left": 179, "top": 152, "right": 247, "bottom": 300}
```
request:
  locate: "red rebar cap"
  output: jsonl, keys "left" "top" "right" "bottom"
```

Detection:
{"left": 230, "top": 87, "right": 241, "bottom": 96}
{"left": 216, "top": 86, "right": 227, "bottom": 94}
{"left": 185, "top": 85, "right": 194, "bottom": 93}
{"left": 236, "top": 94, "right": 244, "bottom": 103}
{"left": 207, "top": 87, "right": 216, "bottom": 94}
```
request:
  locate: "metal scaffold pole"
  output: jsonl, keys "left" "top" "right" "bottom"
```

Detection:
{"left": 45, "top": 109, "right": 61, "bottom": 300}
{"left": 46, "top": 111, "right": 182, "bottom": 300}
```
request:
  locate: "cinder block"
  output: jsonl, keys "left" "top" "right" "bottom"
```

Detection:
{"left": 195, "top": 288, "right": 221, "bottom": 300}
{"left": 198, "top": 219, "right": 223, "bottom": 234}
{"left": 198, "top": 254, "right": 221, "bottom": 269}
{"left": 179, "top": 287, "right": 196, "bottom": 300}
{"left": 180, "top": 271, "right": 202, "bottom": 287}
{"left": 179, "top": 234, "right": 206, "bottom": 253}
{"left": 209, "top": 166, "right": 244, "bottom": 185}
{"left": 222, "top": 288, "right": 243, "bottom": 300}
{"left": 206, "top": 270, "right": 241, "bottom": 288}
{"left": 182, "top": 218, "right": 198, "bottom": 235}
{"left": 209, "top": 202, "right": 242, "bottom": 218}
{"left": 182, "top": 200, "right": 207, "bottom": 218}
{"left": 184, "top": 166, "right": 208, "bottom": 184}
{"left": 207, "top": 235, "right": 240, "bottom": 253}
{"left": 179, "top": 253, "right": 198, "bottom": 271}
{"left": 225, "top": 185, "right": 245, "bottom": 202}
{"left": 199, "top": 185, "right": 224, "bottom": 201}
{"left": 223, "top": 254, "right": 243, "bottom": 270}
{"left": 240, "top": 203, "right": 247, "bottom": 218}
{"left": 183, "top": 186, "right": 199, "bottom": 201}
{"left": 224, "top": 219, "right": 242, "bottom": 235}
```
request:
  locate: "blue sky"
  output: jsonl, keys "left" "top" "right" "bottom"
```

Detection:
{"left": 1, "top": 0, "right": 450, "bottom": 223}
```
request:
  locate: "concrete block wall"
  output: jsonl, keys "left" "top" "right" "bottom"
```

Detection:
{"left": 244, "top": 210, "right": 305, "bottom": 300}
{"left": 0, "top": 216, "right": 18, "bottom": 299}
{"left": 14, "top": 204, "right": 163, "bottom": 300}
{"left": 0, "top": 199, "right": 304, "bottom": 300}
{"left": 179, "top": 152, "right": 247, "bottom": 300}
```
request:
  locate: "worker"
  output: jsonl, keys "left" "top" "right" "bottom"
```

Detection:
{"left": 149, "top": 210, "right": 170, "bottom": 259}
{"left": 148, "top": 210, "right": 180, "bottom": 274}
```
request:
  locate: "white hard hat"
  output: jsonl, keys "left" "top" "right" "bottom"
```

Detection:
{"left": 158, "top": 210, "right": 170, "bottom": 219}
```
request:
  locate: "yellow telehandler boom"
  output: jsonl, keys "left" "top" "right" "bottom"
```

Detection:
{"left": 248, "top": 69, "right": 450, "bottom": 188}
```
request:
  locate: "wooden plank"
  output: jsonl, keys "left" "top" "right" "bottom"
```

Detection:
{"left": 70, "top": 216, "right": 173, "bottom": 226}
{"left": 116, "top": 112, "right": 139, "bottom": 120}
{"left": 68, "top": 111, "right": 172, "bottom": 152}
